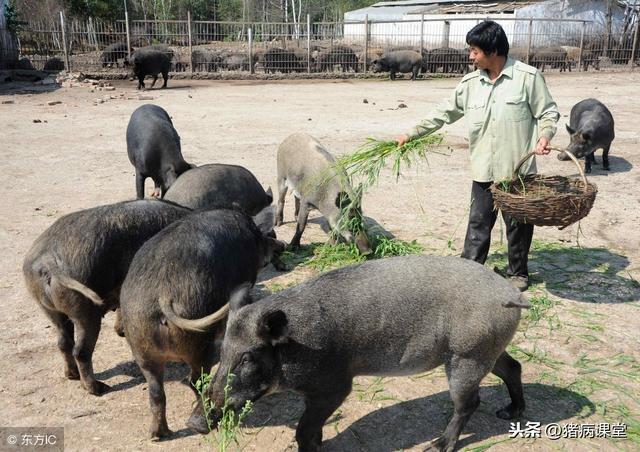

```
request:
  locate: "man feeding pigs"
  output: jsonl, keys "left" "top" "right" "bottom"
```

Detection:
{"left": 396, "top": 21, "right": 560, "bottom": 292}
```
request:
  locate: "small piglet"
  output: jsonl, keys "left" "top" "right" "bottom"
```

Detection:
{"left": 206, "top": 255, "right": 530, "bottom": 452}
{"left": 276, "top": 132, "right": 371, "bottom": 254}
{"left": 126, "top": 104, "right": 193, "bottom": 198}
{"left": 558, "top": 98, "right": 615, "bottom": 173}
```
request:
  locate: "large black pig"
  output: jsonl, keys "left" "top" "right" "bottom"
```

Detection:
{"left": 205, "top": 255, "right": 529, "bottom": 451}
{"left": 127, "top": 45, "right": 171, "bottom": 89}
{"left": 126, "top": 104, "right": 193, "bottom": 199}
{"left": 372, "top": 50, "right": 422, "bottom": 80}
{"left": 558, "top": 98, "right": 615, "bottom": 173}
{"left": 120, "top": 207, "right": 285, "bottom": 438}
{"left": 163, "top": 163, "right": 273, "bottom": 215}
{"left": 22, "top": 200, "right": 191, "bottom": 395}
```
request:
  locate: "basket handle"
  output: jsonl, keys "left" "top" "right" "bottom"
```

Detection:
{"left": 511, "top": 147, "right": 589, "bottom": 192}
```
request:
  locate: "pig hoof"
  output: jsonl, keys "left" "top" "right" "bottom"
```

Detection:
{"left": 114, "top": 325, "right": 125, "bottom": 337}
{"left": 585, "top": 167, "right": 592, "bottom": 174}
{"left": 86, "top": 380, "right": 111, "bottom": 396}
{"left": 424, "top": 436, "right": 449, "bottom": 451}
{"left": 150, "top": 425, "right": 172, "bottom": 440}
{"left": 186, "top": 413, "right": 211, "bottom": 434}
{"left": 603, "top": 165, "right": 610, "bottom": 171}
{"left": 65, "top": 369, "right": 80, "bottom": 380}
{"left": 496, "top": 403, "right": 523, "bottom": 420}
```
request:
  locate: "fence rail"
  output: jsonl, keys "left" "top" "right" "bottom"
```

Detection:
{"left": 6, "top": 13, "right": 640, "bottom": 75}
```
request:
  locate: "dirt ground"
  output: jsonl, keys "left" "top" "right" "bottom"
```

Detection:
{"left": 1, "top": 71, "right": 639, "bottom": 452}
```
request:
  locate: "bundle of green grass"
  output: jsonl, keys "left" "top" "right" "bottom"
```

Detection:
{"left": 302, "top": 134, "right": 448, "bottom": 262}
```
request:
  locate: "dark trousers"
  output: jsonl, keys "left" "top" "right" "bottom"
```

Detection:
{"left": 461, "top": 181, "right": 534, "bottom": 278}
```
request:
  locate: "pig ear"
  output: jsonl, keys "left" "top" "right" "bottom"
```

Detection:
{"left": 257, "top": 310, "right": 289, "bottom": 345}
{"left": 252, "top": 205, "right": 276, "bottom": 235}
{"left": 566, "top": 124, "right": 575, "bottom": 135}
{"left": 229, "top": 283, "right": 254, "bottom": 312}
{"left": 265, "top": 186, "right": 273, "bottom": 204}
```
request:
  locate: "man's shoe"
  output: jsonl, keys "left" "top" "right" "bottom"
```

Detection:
{"left": 509, "top": 276, "right": 529, "bottom": 292}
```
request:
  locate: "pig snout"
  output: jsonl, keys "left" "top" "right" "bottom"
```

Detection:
{"left": 355, "top": 231, "right": 373, "bottom": 255}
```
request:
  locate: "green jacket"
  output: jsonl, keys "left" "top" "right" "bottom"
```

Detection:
{"left": 407, "top": 57, "right": 560, "bottom": 182}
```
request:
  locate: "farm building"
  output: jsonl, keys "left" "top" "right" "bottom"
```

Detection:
{"left": 343, "top": 0, "right": 638, "bottom": 49}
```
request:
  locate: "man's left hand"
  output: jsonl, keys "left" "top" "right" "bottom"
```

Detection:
{"left": 534, "top": 137, "right": 551, "bottom": 155}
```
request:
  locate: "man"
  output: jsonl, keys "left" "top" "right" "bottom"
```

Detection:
{"left": 396, "top": 21, "right": 560, "bottom": 291}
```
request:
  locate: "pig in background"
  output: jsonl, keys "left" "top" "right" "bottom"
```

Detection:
{"left": 120, "top": 207, "right": 285, "bottom": 438}
{"left": 205, "top": 255, "right": 529, "bottom": 452}
{"left": 126, "top": 104, "right": 194, "bottom": 199}
{"left": 372, "top": 50, "right": 423, "bottom": 81}
{"left": 558, "top": 98, "right": 615, "bottom": 173}
{"left": 22, "top": 199, "right": 191, "bottom": 396}
{"left": 276, "top": 132, "right": 371, "bottom": 254}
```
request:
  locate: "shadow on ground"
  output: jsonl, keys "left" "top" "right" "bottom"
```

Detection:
{"left": 95, "top": 360, "right": 189, "bottom": 393}
{"left": 488, "top": 240, "right": 640, "bottom": 303}
{"left": 243, "top": 383, "right": 594, "bottom": 451}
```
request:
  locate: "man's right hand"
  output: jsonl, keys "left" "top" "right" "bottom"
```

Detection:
{"left": 396, "top": 134, "right": 409, "bottom": 147}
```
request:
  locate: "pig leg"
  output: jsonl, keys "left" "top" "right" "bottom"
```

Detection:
{"left": 289, "top": 202, "right": 310, "bottom": 250}
{"left": 140, "top": 362, "right": 171, "bottom": 438}
{"left": 137, "top": 75, "right": 145, "bottom": 90}
{"left": 149, "top": 74, "right": 158, "bottom": 89}
{"left": 185, "top": 346, "right": 217, "bottom": 434}
{"left": 426, "top": 357, "right": 486, "bottom": 452}
{"left": 389, "top": 70, "right": 396, "bottom": 81}
{"left": 161, "top": 71, "right": 168, "bottom": 88}
{"left": 42, "top": 309, "right": 79, "bottom": 380}
{"left": 602, "top": 146, "right": 610, "bottom": 170}
{"left": 135, "top": 173, "right": 145, "bottom": 199}
{"left": 294, "top": 196, "right": 301, "bottom": 218}
{"left": 150, "top": 179, "right": 161, "bottom": 198}
{"left": 275, "top": 177, "right": 288, "bottom": 226}
{"left": 491, "top": 352, "right": 525, "bottom": 419}
{"left": 113, "top": 308, "right": 125, "bottom": 337}
{"left": 73, "top": 315, "right": 110, "bottom": 395}
{"left": 296, "top": 385, "right": 351, "bottom": 452}
{"left": 584, "top": 153, "right": 593, "bottom": 174}
{"left": 411, "top": 65, "right": 419, "bottom": 80}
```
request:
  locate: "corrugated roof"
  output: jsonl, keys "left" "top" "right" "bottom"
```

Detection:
{"left": 410, "top": 1, "right": 540, "bottom": 14}
{"left": 345, "top": 0, "right": 538, "bottom": 20}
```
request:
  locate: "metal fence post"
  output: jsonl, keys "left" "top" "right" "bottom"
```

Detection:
{"left": 578, "top": 21, "right": 585, "bottom": 71}
{"left": 88, "top": 17, "right": 99, "bottom": 51}
{"left": 631, "top": 17, "right": 640, "bottom": 69}
{"left": 420, "top": 14, "right": 424, "bottom": 56}
{"left": 526, "top": 19, "right": 533, "bottom": 65}
{"left": 364, "top": 14, "right": 369, "bottom": 74}
{"left": 307, "top": 14, "right": 311, "bottom": 74}
{"left": 248, "top": 26, "right": 254, "bottom": 74}
{"left": 187, "top": 11, "right": 193, "bottom": 73}
{"left": 124, "top": 10, "right": 131, "bottom": 60}
{"left": 60, "top": 11, "right": 70, "bottom": 72}
{"left": 442, "top": 20, "right": 450, "bottom": 48}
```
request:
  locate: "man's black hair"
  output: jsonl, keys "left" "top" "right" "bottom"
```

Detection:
{"left": 466, "top": 21, "right": 509, "bottom": 57}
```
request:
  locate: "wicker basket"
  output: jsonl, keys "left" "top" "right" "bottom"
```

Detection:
{"left": 490, "top": 148, "right": 598, "bottom": 229}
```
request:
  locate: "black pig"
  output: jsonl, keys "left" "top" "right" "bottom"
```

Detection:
{"left": 207, "top": 255, "right": 529, "bottom": 451}
{"left": 22, "top": 200, "right": 191, "bottom": 395}
{"left": 126, "top": 104, "right": 193, "bottom": 199}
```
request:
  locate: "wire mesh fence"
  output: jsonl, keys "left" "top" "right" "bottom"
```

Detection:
{"left": 6, "top": 14, "right": 640, "bottom": 77}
